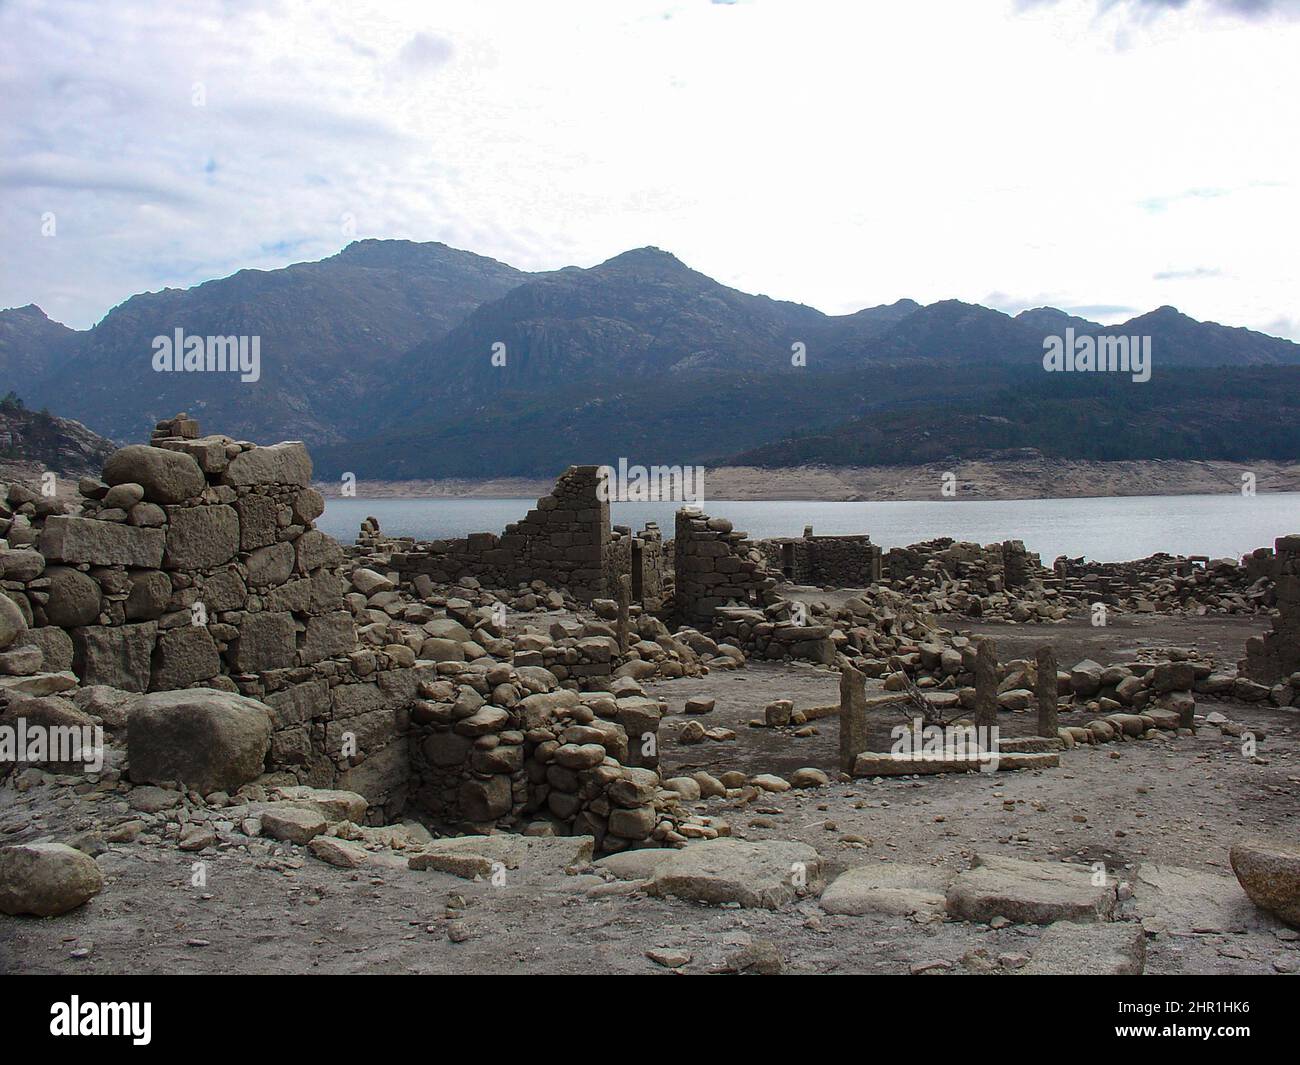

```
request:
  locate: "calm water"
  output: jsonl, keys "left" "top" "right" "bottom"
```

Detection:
{"left": 316, "top": 493, "right": 1300, "bottom": 564}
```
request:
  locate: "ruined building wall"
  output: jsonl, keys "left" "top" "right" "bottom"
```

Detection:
{"left": 1242, "top": 534, "right": 1300, "bottom": 683}
{"left": 673, "top": 508, "right": 778, "bottom": 626}
{"left": 7, "top": 415, "right": 414, "bottom": 818}
{"left": 760, "top": 532, "right": 881, "bottom": 587}
{"left": 409, "top": 682, "right": 662, "bottom": 847}
{"left": 387, "top": 468, "right": 669, "bottom": 614}
{"left": 886, "top": 538, "right": 1041, "bottom": 590}
{"left": 633, "top": 523, "right": 667, "bottom": 612}
{"left": 389, "top": 465, "right": 611, "bottom": 602}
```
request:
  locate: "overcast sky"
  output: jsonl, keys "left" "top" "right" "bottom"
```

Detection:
{"left": 2, "top": 0, "right": 1298, "bottom": 337}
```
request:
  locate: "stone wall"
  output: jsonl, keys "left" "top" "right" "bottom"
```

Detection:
{"left": 632, "top": 523, "right": 668, "bottom": 613}
{"left": 673, "top": 508, "right": 779, "bottom": 626}
{"left": 885, "top": 538, "right": 1041, "bottom": 590}
{"left": 408, "top": 678, "right": 662, "bottom": 847}
{"left": 388, "top": 465, "right": 612, "bottom": 603}
{"left": 760, "top": 530, "right": 882, "bottom": 587}
{"left": 1242, "top": 534, "right": 1300, "bottom": 683}
{"left": 3, "top": 415, "right": 413, "bottom": 818}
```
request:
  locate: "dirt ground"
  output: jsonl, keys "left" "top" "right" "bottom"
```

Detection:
{"left": 2, "top": 610, "right": 1298, "bottom": 976}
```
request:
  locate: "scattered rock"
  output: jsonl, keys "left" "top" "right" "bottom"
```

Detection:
{"left": 0, "top": 842, "right": 104, "bottom": 917}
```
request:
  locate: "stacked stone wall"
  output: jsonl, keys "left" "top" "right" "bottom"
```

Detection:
{"left": 673, "top": 508, "right": 779, "bottom": 626}
{"left": 1242, "top": 535, "right": 1300, "bottom": 683}
{"left": 388, "top": 465, "right": 612, "bottom": 602}
{"left": 3, "top": 415, "right": 412, "bottom": 818}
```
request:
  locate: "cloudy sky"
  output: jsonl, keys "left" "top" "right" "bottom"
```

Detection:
{"left": 2, "top": 0, "right": 1298, "bottom": 336}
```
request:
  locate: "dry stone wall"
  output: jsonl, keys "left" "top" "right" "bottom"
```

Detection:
{"left": 388, "top": 465, "right": 611, "bottom": 602}
{"left": 408, "top": 675, "right": 662, "bottom": 847}
{"left": 4, "top": 415, "right": 414, "bottom": 818}
{"left": 673, "top": 508, "right": 780, "bottom": 626}
{"left": 760, "top": 531, "right": 882, "bottom": 587}
{"left": 1242, "top": 535, "right": 1300, "bottom": 683}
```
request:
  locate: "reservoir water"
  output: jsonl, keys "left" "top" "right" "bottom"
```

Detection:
{"left": 315, "top": 493, "right": 1300, "bottom": 564}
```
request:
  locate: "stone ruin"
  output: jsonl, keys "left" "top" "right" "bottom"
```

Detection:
{"left": 382, "top": 465, "right": 669, "bottom": 607}
{"left": 5, "top": 416, "right": 1299, "bottom": 866}
{"left": 0, "top": 417, "right": 669, "bottom": 849}
{"left": 884, "top": 537, "right": 1039, "bottom": 590}
{"left": 1053, "top": 550, "right": 1270, "bottom": 616}
{"left": 759, "top": 527, "right": 882, "bottom": 586}
{"left": 1241, "top": 534, "right": 1300, "bottom": 683}
{"left": 672, "top": 508, "right": 780, "bottom": 625}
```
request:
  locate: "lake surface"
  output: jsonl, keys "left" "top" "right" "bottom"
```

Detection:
{"left": 316, "top": 493, "right": 1300, "bottom": 564}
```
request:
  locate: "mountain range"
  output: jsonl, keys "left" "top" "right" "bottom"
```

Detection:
{"left": 4, "top": 239, "right": 1299, "bottom": 479}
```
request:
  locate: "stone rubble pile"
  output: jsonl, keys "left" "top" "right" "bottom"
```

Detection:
{"left": 1053, "top": 550, "right": 1274, "bottom": 617}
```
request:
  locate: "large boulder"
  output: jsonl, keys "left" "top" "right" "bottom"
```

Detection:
{"left": 72, "top": 622, "right": 157, "bottom": 692}
{"left": 220, "top": 442, "right": 311, "bottom": 488}
{"left": 0, "top": 593, "right": 27, "bottom": 649}
{"left": 0, "top": 842, "right": 104, "bottom": 916}
{"left": 1230, "top": 842, "right": 1300, "bottom": 928}
{"left": 42, "top": 566, "right": 102, "bottom": 627}
{"left": 103, "top": 444, "right": 206, "bottom": 504}
{"left": 128, "top": 689, "right": 272, "bottom": 793}
{"left": 163, "top": 505, "right": 239, "bottom": 570}
{"left": 149, "top": 626, "right": 221, "bottom": 689}
{"left": 1068, "top": 660, "right": 1104, "bottom": 698}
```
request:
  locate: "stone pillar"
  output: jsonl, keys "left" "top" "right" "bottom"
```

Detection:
{"left": 975, "top": 637, "right": 998, "bottom": 731}
{"left": 1035, "top": 645, "right": 1058, "bottom": 738}
{"left": 839, "top": 663, "right": 869, "bottom": 773}
{"left": 616, "top": 574, "right": 631, "bottom": 654}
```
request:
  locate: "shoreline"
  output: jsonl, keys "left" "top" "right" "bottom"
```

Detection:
{"left": 312, "top": 459, "right": 1300, "bottom": 502}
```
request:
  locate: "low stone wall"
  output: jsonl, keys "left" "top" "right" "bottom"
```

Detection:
{"left": 759, "top": 531, "right": 881, "bottom": 586}
{"left": 710, "top": 606, "right": 837, "bottom": 664}
{"left": 1054, "top": 550, "right": 1269, "bottom": 614}
{"left": 408, "top": 670, "right": 663, "bottom": 847}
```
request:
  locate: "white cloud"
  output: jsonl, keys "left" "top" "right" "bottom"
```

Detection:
{"left": 0, "top": 0, "right": 1297, "bottom": 342}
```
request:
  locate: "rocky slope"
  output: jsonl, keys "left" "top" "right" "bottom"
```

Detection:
{"left": 0, "top": 400, "right": 116, "bottom": 481}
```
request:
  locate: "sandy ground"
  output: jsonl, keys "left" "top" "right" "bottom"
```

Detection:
{"left": 309, "top": 460, "right": 1300, "bottom": 502}
{"left": 3, "top": 699, "right": 1296, "bottom": 975}
{"left": 3, "top": 611, "right": 1297, "bottom": 976}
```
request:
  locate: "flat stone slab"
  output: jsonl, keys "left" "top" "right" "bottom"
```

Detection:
{"left": 0, "top": 672, "right": 79, "bottom": 697}
{"left": 946, "top": 854, "right": 1116, "bottom": 925}
{"left": 820, "top": 863, "right": 951, "bottom": 918}
{"left": 271, "top": 786, "right": 368, "bottom": 823}
{"left": 1133, "top": 863, "right": 1280, "bottom": 935}
{"left": 409, "top": 835, "right": 594, "bottom": 879}
{"left": 998, "top": 736, "right": 1064, "bottom": 753}
{"left": 852, "top": 751, "right": 1058, "bottom": 777}
{"left": 646, "top": 838, "right": 823, "bottom": 910}
{"left": 1019, "top": 921, "right": 1146, "bottom": 975}
{"left": 595, "top": 848, "right": 679, "bottom": 881}
{"left": 40, "top": 515, "right": 165, "bottom": 568}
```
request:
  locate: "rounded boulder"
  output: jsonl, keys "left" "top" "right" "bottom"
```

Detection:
{"left": 103, "top": 445, "right": 206, "bottom": 504}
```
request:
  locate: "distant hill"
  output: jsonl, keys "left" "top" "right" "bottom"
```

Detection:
{"left": 726, "top": 367, "right": 1300, "bottom": 468}
{"left": 14, "top": 239, "right": 528, "bottom": 446}
{"left": 5, "top": 239, "right": 1300, "bottom": 478}
{"left": 0, "top": 304, "right": 79, "bottom": 381}
{"left": 382, "top": 246, "right": 824, "bottom": 425}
